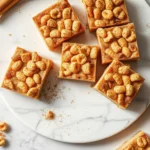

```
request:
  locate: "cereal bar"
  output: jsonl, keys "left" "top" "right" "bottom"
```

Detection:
{"left": 33, "top": 0, "right": 85, "bottom": 50}
{"left": 94, "top": 59, "right": 144, "bottom": 109}
{"left": 117, "top": 131, "right": 150, "bottom": 150}
{"left": 82, "top": 0, "right": 129, "bottom": 31}
{"left": 1, "top": 47, "right": 53, "bottom": 99}
{"left": 97, "top": 23, "right": 140, "bottom": 64}
{"left": 58, "top": 42, "right": 99, "bottom": 82}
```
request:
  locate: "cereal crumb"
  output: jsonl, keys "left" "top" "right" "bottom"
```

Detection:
{"left": 71, "top": 99, "right": 74, "bottom": 104}
{"left": 8, "top": 34, "right": 12, "bottom": 36}
{"left": 45, "top": 111, "right": 55, "bottom": 120}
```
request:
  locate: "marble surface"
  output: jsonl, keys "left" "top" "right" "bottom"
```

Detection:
{"left": 0, "top": 99, "right": 150, "bottom": 150}
{"left": 0, "top": 0, "right": 150, "bottom": 144}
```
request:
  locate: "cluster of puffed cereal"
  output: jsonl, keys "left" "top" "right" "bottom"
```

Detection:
{"left": 97, "top": 26, "right": 138, "bottom": 59}
{"left": 83, "top": 0, "right": 128, "bottom": 30}
{"left": 104, "top": 65, "right": 143, "bottom": 107}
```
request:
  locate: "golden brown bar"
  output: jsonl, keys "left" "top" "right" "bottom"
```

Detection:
{"left": 117, "top": 131, "right": 150, "bottom": 150}
{"left": 0, "top": 0, "right": 19, "bottom": 17}
{"left": 33, "top": 0, "right": 85, "bottom": 50}
{"left": 1, "top": 47, "right": 53, "bottom": 99}
{"left": 82, "top": 0, "right": 129, "bottom": 31}
{"left": 58, "top": 42, "right": 99, "bottom": 82}
{"left": 94, "top": 59, "right": 144, "bottom": 109}
{"left": 96, "top": 23, "right": 140, "bottom": 64}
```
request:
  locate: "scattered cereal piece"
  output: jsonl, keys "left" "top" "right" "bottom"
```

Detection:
{"left": 0, "top": 136, "right": 6, "bottom": 147}
{"left": 0, "top": 122, "right": 8, "bottom": 132}
{"left": 45, "top": 111, "right": 55, "bottom": 120}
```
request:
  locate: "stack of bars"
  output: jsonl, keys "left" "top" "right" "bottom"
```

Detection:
{"left": 1, "top": 0, "right": 144, "bottom": 110}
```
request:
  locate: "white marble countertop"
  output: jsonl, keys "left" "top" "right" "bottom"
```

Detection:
{"left": 0, "top": 99, "right": 149, "bottom": 150}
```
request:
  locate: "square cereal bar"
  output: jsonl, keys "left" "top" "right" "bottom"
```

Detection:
{"left": 33, "top": 0, "right": 84, "bottom": 50}
{"left": 0, "top": 0, "right": 19, "bottom": 17}
{"left": 97, "top": 23, "right": 140, "bottom": 64}
{"left": 82, "top": 0, "right": 129, "bottom": 31}
{"left": 94, "top": 59, "right": 144, "bottom": 109}
{"left": 58, "top": 43, "right": 99, "bottom": 82}
{"left": 1, "top": 47, "right": 53, "bottom": 99}
{"left": 117, "top": 131, "right": 150, "bottom": 150}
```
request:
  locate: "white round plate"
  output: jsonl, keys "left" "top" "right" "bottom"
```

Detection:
{"left": 0, "top": 0, "right": 150, "bottom": 143}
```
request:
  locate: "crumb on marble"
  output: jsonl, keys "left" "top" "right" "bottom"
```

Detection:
{"left": 45, "top": 111, "right": 55, "bottom": 120}
{"left": 0, "top": 122, "right": 8, "bottom": 132}
{"left": 16, "top": 8, "right": 21, "bottom": 13}
{"left": 71, "top": 99, "right": 74, "bottom": 104}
